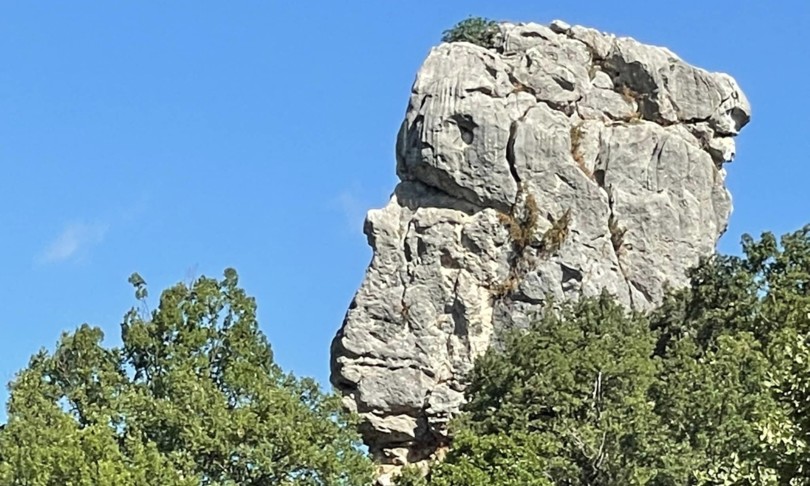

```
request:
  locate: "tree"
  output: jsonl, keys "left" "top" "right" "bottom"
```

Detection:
{"left": 0, "top": 269, "right": 373, "bottom": 485}
{"left": 401, "top": 293, "right": 687, "bottom": 485}
{"left": 400, "top": 226, "right": 810, "bottom": 485}
{"left": 651, "top": 226, "right": 810, "bottom": 482}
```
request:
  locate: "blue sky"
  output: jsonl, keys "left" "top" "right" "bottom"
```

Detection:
{"left": 1, "top": 2, "right": 808, "bottom": 404}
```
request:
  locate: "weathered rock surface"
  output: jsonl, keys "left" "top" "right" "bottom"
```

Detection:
{"left": 331, "top": 20, "right": 750, "bottom": 479}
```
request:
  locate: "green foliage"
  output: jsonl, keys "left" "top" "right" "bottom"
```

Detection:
{"left": 0, "top": 269, "right": 373, "bottom": 485}
{"left": 441, "top": 17, "right": 500, "bottom": 49}
{"left": 398, "top": 431, "right": 557, "bottom": 486}
{"left": 394, "top": 465, "right": 430, "bottom": 486}
{"left": 423, "top": 294, "right": 680, "bottom": 485}
{"left": 405, "top": 225, "right": 810, "bottom": 485}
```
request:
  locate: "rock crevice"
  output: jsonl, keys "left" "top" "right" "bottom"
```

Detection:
{"left": 330, "top": 20, "right": 750, "bottom": 476}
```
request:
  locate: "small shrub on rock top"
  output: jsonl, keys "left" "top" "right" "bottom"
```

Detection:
{"left": 441, "top": 17, "right": 500, "bottom": 49}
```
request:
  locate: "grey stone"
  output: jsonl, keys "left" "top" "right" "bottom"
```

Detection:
{"left": 331, "top": 20, "right": 750, "bottom": 473}
{"left": 591, "top": 70, "right": 614, "bottom": 89}
{"left": 549, "top": 19, "right": 571, "bottom": 34}
{"left": 707, "top": 136, "right": 737, "bottom": 163}
{"left": 577, "top": 87, "right": 637, "bottom": 121}
{"left": 500, "top": 22, "right": 558, "bottom": 54}
{"left": 568, "top": 25, "right": 615, "bottom": 60}
{"left": 601, "top": 36, "right": 750, "bottom": 130}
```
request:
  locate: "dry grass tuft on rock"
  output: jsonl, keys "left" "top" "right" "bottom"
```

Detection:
{"left": 570, "top": 124, "right": 592, "bottom": 177}
{"left": 540, "top": 208, "right": 572, "bottom": 257}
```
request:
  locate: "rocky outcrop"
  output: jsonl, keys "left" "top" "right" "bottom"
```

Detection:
{"left": 330, "top": 20, "right": 750, "bottom": 478}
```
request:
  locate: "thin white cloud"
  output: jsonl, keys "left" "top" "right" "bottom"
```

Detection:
{"left": 38, "top": 222, "right": 108, "bottom": 264}
{"left": 333, "top": 184, "right": 395, "bottom": 235}
{"left": 335, "top": 190, "right": 370, "bottom": 233}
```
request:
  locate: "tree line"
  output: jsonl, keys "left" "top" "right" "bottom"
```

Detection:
{"left": 2, "top": 226, "right": 809, "bottom": 485}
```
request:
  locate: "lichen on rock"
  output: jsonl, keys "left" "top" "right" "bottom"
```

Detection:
{"left": 330, "top": 19, "right": 750, "bottom": 481}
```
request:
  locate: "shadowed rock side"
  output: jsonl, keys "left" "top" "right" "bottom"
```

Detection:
{"left": 330, "top": 20, "right": 750, "bottom": 479}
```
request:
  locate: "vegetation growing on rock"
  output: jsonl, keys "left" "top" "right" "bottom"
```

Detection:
{"left": 441, "top": 17, "right": 500, "bottom": 49}
{"left": 397, "top": 227, "right": 810, "bottom": 485}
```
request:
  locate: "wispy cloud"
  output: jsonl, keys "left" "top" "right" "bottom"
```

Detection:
{"left": 38, "top": 222, "right": 108, "bottom": 264}
{"left": 35, "top": 192, "right": 150, "bottom": 266}
{"left": 335, "top": 190, "right": 369, "bottom": 232}
{"left": 332, "top": 184, "right": 394, "bottom": 235}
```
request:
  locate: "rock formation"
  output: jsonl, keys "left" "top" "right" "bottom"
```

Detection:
{"left": 330, "top": 19, "right": 750, "bottom": 477}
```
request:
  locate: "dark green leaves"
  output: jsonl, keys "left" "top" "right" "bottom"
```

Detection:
{"left": 128, "top": 272, "right": 148, "bottom": 300}
{"left": 441, "top": 17, "right": 500, "bottom": 49}
{"left": 0, "top": 269, "right": 373, "bottom": 485}
{"left": 423, "top": 293, "right": 669, "bottom": 485}
{"left": 405, "top": 227, "right": 810, "bottom": 485}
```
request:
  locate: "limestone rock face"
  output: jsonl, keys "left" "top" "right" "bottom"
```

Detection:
{"left": 330, "top": 20, "right": 750, "bottom": 475}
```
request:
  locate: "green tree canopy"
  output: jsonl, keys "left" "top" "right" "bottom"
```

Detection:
{"left": 0, "top": 269, "right": 373, "bottom": 485}
{"left": 400, "top": 225, "right": 810, "bottom": 485}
